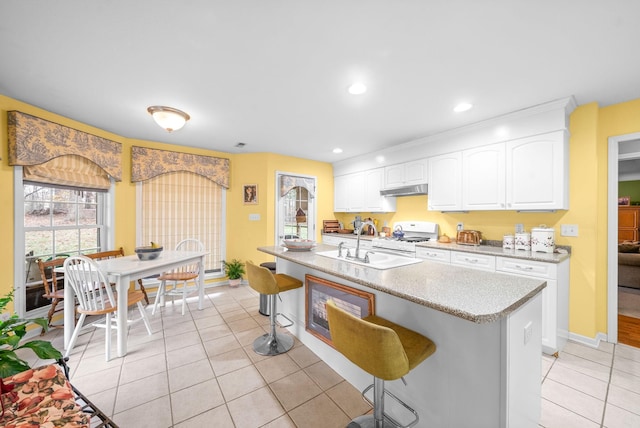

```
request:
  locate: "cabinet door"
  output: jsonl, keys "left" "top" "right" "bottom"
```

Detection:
{"left": 405, "top": 159, "right": 428, "bottom": 185}
{"left": 384, "top": 164, "right": 406, "bottom": 188}
{"left": 505, "top": 130, "right": 567, "bottom": 210}
{"left": 462, "top": 143, "right": 505, "bottom": 210}
{"left": 428, "top": 152, "right": 462, "bottom": 211}
{"left": 415, "top": 247, "right": 451, "bottom": 264}
{"left": 348, "top": 173, "right": 365, "bottom": 212}
{"left": 364, "top": 168, "right": 396, "bottom": 212}
{"left": 334, "top": 175, "right": 350, "bottom": 212}
{"left": 450, "top": 251, "right": 496, "bottom": 271}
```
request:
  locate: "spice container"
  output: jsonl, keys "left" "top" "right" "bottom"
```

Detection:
{"left": 515, "top": 232, "right": 531, "bottom": 251}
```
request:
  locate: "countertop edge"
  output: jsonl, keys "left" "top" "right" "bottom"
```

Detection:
{"left": 259, "top": 245, "right": 547, "bottom": 324}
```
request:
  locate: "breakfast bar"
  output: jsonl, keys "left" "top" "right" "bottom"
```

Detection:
{"left": 259, "top": 244, "right": 547, "bottom": 428}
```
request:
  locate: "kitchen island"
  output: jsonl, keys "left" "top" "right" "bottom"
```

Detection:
{"left": 259, "top": 244, "right": 547, "bottom": 428}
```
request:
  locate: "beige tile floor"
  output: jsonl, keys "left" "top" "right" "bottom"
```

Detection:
{"left": 24, "top": 284, "right": 640, "bottom": 428}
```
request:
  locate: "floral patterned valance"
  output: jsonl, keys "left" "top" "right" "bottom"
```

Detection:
{"left": 7, "top": 111, "right": 122, "bottom": 181}
{"left": 280, "top": 174, "right": 315, "bottom": 197}
{"left": 131, "top": 146, "right": 230, "bottom": 188}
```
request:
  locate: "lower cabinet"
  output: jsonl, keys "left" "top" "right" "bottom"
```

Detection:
{"left": 495, "top": 256, "right": 569, "bottom": 356}
{"left": 416, "top": 245, "right": 569, "bottom": 356}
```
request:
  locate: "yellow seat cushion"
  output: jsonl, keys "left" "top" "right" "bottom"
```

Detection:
{"left": 326, "top": 300, "right": 436, "bottom": 381}
{"left": 246, "top": 260, "right": 302, "bottom": 295}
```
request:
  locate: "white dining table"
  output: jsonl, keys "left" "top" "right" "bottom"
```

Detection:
{"left": 63, "top": 250, "right": 208, "bottom": 358}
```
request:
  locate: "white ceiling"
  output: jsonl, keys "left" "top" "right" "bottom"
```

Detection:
{"left": 1, "top": 1, "right": 639, "bottom": 164}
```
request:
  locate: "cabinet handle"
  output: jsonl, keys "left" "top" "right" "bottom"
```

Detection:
{"left": 428, "top": 253, "right": 438, "bottom": 258}
{"left": 464, "top": 257, "right": 478, "bottom": 263}
{"left": 515, "top": 265, "right": 533, "bottom": 271}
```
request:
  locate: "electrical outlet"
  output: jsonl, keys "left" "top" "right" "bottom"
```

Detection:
{"left": 457, "top": 222, "right": 463, "bottom": 231}
{"left": 249, "top": 213, "right": 260, "bottom": 221}
{"left": 560, "top": 224, "right": 578, "bottom": 237}
{"left": 515, "top": 223, "right": 524, "bottom": 233}
{"left": 524, "top": 321, "right": 533, "bottom": 344}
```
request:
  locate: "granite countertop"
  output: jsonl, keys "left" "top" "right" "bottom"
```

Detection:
{"left": 417, "top": 240, "right": 571, "bottom": 263}
{"left": 259, "top": 244, "right": 546, "bottom": 324}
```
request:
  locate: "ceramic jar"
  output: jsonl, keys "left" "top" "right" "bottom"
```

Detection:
{"left": 515, "top": 232, "right": 531, "bottom": 251}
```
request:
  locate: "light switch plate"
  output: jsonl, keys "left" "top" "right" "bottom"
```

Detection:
{"left": 249, "top": 213, "right": 260, "bottom": 221}
{"left": 560, "top": 224, "right": 578, "bottom": 236}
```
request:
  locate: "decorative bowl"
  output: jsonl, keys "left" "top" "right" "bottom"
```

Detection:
{"left": 135, "top": 246, "right": 163, "bottom": 261}
{"left": 282, "top": 239, "right": 315, "bottom": 250}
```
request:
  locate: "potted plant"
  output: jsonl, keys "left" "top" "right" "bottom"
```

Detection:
{"left": 223, "top": 259, "right": 245, "bottom": 287}
{"left": 0, "top": 292, "right": 62, "bottom": 377}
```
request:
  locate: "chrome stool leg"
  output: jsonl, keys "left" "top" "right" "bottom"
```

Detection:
{"left": 252, "top": 294, "right": 294, "bottom": 356}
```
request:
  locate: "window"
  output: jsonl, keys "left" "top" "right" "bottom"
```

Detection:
{"left": 138, "top": 171, "right": 225, "bottom": 274}
{"left": 23, "top": 184, "right": 106, "bottom": 312}
{"left": 283, "top": 187, "right": 310, "bottom": 239}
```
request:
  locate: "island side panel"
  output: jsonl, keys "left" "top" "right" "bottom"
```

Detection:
{"left": 276, "top": 259, "right": 539, "bottom": 428}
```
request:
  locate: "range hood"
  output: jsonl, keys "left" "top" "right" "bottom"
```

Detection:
{"left": 380, "top": 183, "right": 428, "bottom": 197}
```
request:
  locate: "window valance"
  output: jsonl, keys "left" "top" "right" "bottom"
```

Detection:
{"left": 131, "top": 146, "right": 230, "bottom": 188}
{"left": 279, "top": 174, "right": 315, "bottom": 197}
{"left": 7, "top": 111, "right": 122, "bottom": 181}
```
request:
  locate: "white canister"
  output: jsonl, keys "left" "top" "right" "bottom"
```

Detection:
{"left": 531, "top": 226, "right": 555, "bottom": 253}
{"left": 515, "top": 232, "right": 531, "bottom": 251}
{"left": 503, "top": 235, "right": 514, "bottom": 249}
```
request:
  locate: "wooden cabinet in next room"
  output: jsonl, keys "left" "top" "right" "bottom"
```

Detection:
{"left": 619, "top": 206, "right": 640, "bottom": 242}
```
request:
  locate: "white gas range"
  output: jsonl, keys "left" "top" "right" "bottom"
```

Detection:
{"left": 371, "top": 221, "right": 439, "bottom": 257}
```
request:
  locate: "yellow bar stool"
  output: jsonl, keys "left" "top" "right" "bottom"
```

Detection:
{"left": 245, "top": 261, "right": 303, "bottom": 355}
{"left": 326, "top": 300, "right": 436, "bottom": 428}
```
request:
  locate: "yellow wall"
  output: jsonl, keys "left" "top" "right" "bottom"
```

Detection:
{"left": 3, "top": 91, "right": 640, "bottom": 342}
{"left": 227, "top": 152, "right": 335, "bottom": 265}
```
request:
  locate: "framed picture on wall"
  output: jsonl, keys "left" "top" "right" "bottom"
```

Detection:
{"left": 243, "top": 184, "right": 258, "bottom": 205}
{"left": 619, "top": 196, "right": 631, "bottom": 206}
{"left": 305, "top": 274, "right": 375, "bottom": 347}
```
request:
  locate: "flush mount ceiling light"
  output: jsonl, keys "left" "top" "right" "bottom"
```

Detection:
{"left": 333, "top": 148, "right": 343, "bottom": 154}
{"left": 453, "top": 102, "right": 473, "bottom": 113}
{"left": 348, "top": 82, "right": 367, "bottom": 95}
{"left": 147, "top": 106, "right": 190, "bottom": 132}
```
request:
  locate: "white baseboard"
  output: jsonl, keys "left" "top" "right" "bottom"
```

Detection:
{"left": 568, "top": 331, "right": 610, "bottom": 348}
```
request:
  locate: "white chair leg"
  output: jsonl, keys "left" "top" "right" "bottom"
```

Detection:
{"left": 105, "top": 313, "right": 111, "bottom": 362}
{"left": 181, "top": 281, "right": 187, "bottom": 315}
{"left": 137, "top": 301, "right": 153, "bottom": 335}
{"left": 151, "top": 280, "right": 167, "bottom": 315}
{"left": 64, "top": 313, "right": 87, "bottom": 358}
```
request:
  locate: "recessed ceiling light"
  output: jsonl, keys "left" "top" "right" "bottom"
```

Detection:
{"left": 333, "top": 148, "right": 343, "bottom": 154}
{"left": 453, "top": 102, "right": 473, "bottom": 113}
{"left": 348, "top": 83, "right": 367, "bottom": 95}
{"left": 375, "top": 155, "right": 385, "bottom": 163}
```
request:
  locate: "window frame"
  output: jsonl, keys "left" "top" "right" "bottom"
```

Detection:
{"left": 13, "top": 166, "right": 115, "bottom": 318}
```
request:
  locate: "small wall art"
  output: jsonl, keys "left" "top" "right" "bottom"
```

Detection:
{"left": 243, "top": 184, "right": 258, "bottom": 204}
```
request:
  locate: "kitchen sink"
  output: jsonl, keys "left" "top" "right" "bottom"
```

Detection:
{"left": 316, "top": 249, "right": 422, "bottom": 270}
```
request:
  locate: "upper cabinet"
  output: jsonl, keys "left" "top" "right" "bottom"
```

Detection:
{"left": 427, "top": 152, "right": 462, "bottom": 211}
{"left": 383, "top": 159, "right": 428, "bottom": 189}
{"left": 428, "top": 130, "right": 568, "bottom": 212}
{"left": 462, "top": 143, "right": 506, "bottom": 210}
{"left": 334, "top": 168, "right": 396, "bottom": 213}
{"left": 505, "top": 131, "right": 568, "bottom": 211}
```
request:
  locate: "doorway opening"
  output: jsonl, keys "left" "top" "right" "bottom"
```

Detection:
{"left": 275, "top": 172, "right": 316, "bottom": 245}
{"left": 608, "top": 132, "right": 640, "bottom": 348}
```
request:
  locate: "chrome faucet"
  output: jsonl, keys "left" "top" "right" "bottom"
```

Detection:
{"left": 347, "top": 220, "right": 377, "bottom": 261}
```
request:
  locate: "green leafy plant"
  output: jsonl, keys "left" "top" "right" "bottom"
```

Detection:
{"left": 223, "top": 259, "right": 246, "bottom": 280}
{"left": 0, "top": 292, "right": 62, "bottom": 377}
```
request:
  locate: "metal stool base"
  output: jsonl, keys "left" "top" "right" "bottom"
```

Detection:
{"left": 252, "top": 332, "right": 294, "bottom": 356}
{"left": 348, "top": 414, "right": 397, "bottom": 428}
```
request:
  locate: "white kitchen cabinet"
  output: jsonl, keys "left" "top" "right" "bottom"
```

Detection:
{"left": 333, "top": 172, "right": 365, "bottom": 212}
{"left": 427, "top": 152, "right": 462, "bottom": 211}
{"left": 415, "top": 247, "right": 451, "bottom": 264}
{"left": 496, "top": 256, "right": 569, "bottom": 356}
{"left": 462, "top": 143, "right": 506, "bottom": 210}
{"left": 505, "top": 130, "right": 568, "bottom": 211}
{"left": 450, "top": 251, "right": 496, "bottom": 271}
{"left": 383, "top": 159, "right": 428, "bottom": 189}
{"left": 363, "top": 168, "right": 397, "bottom": 212}
{"left": 334, "top": 169, "right": 396, "bottom": 213}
